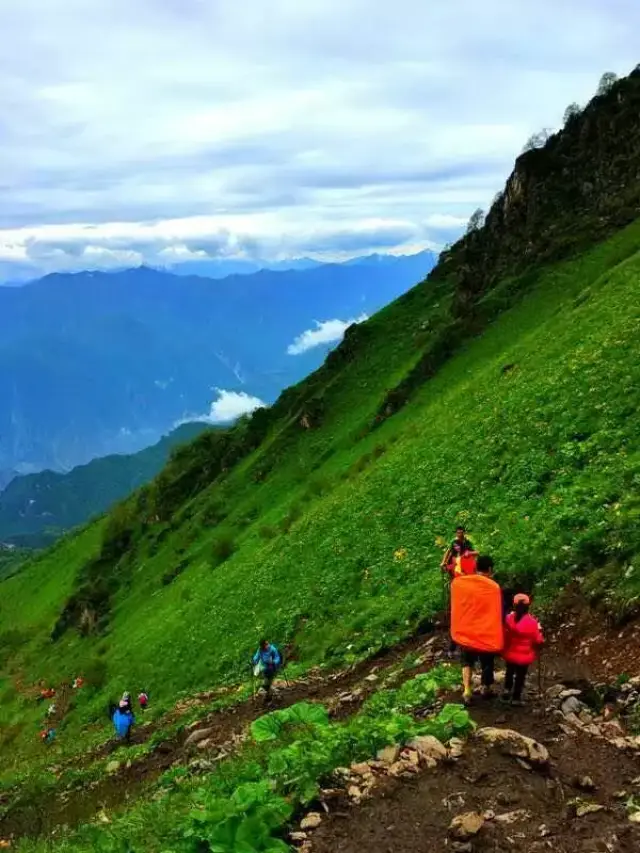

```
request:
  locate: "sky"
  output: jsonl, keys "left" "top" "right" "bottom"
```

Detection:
{"left": 0, "top": 0, "right": 638, "bottom": 280}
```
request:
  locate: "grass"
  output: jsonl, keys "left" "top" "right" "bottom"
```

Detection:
{"left": 1, "top": 217, "right": 640, "bottom": 790}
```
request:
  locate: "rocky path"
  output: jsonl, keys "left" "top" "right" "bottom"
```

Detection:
{"left": 301, "top": 682, "right": 640, "bottom": 853}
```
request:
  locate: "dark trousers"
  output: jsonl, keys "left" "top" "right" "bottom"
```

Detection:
{"left": 262, "top": 667, "right": 276, "bottom": 700}
{"left": 461, "top": 649, "right": 495, "bottom": 687}
{"left": 505, "top": 663, "right": 529, "bottom": 700}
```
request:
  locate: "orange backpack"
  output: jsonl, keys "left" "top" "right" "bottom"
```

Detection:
{"left": 451, "top": 573, "right": 504, "bottom": 653}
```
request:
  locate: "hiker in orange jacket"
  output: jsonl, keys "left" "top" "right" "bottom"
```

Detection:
{"left": 502, "top": 594, "right": 544, "bottom": 706}
{"left": 450, "top": 555, "right": 504, "bottom": 705}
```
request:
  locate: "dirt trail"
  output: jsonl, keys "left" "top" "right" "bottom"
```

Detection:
{"left": 310, "top": 697, "right": 640, "bottom": 853}
{"left": 0, "top": 629, "right": 442, "bottom": 839}
{"left": 4, "top": 598, "right": 640, "bottom": 844}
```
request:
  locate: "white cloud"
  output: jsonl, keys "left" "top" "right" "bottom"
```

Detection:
{"left": 206, "top": 389, "right": 266, "bottom": 423}
{"left": 0, "top": 1, "right": 638, "bottom": 276}
{"left": 287, "top": 314, "right": 368, "bottom": 355}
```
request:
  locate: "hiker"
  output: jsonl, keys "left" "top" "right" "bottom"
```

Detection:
{"left": 72, "top": 676, "right": 84, "bottom": 689}
{"left": 441, "top": 526, "right": 478, "bottom": 657}
{"left": 450, "top": 555, "right": 504, "bottom": 706}
{"left": 252, "top": 639, "right": 282, "bottom": 703}
{"left": 138, "top": 690, "right": 149, "bottom": 711}
{"left": 46, "top": 702, "right": 57, "bottom": 719}
{"left": 38, "top": 686, "right": 55, "bottom": 703}
{"left": 502, "top": 593, "right": 544, "bottom": 706}
{"left": 441, "top": 526, "right": 477, "bottom": 577}
{"left": 120, "top": 691, "right": 133, "bottom": 714}
{"left": 39, "top": 727, "right": 56, "bottom": 745}
{"left": 112, "top": 703, "right": 135, "bottom": 744}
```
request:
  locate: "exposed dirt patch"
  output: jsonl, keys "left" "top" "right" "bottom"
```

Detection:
{"left": 546, "top": 588, "right": 640, "bottom": 683}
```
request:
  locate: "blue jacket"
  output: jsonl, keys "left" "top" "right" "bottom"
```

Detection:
{"left": 252, "top": 644, "right": 281, "bottom": 671}
{"left": 113, "top": 708, "right": 135, "bottom": 738}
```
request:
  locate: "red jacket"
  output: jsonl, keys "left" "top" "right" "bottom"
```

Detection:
{"left": 503, "top": 612, "right": 544, "bottom": 666}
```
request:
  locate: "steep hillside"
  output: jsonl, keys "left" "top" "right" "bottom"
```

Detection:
{"left": 0, "top": 423, "right": 209, "bottom": 548}
{"left": 0, "top": 251, "right": 435, "bottom": 473}
{"left": 1, "top": 67, "right": 640, "bottom": 832}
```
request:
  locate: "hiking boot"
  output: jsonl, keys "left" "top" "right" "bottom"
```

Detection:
{"left": 463, "top": 688, "right": 473, "bottom": 706}
{"left": 500, "top": 691, "right": 512, "bottom": 704}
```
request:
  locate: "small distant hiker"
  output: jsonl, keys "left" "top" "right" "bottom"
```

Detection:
{"left": 252, "top": 639, "right": 282, "bottom": 703}
{"left": 112, "top": 704, "right": 135, "bottom": 744}
{"left": 38, "top": 686, "right": 55, "bottom": 703}
{"left": 72, "top": 676, "right": 84, "bottom": 690}
{"left": 450, "top": 555, "right": 504, "bottom": 706}
{"left": 502, "top": 594, "right": 544, "bottom": 706}
{"left": 46, "top": 702, "right": 57, "bottom": 719}
{"left": 441, "top": 526, "right": 477, "bottom": 577}
{"left": 40, "top": 727, "right": 56, "bottom": 745}
{"left": 138, "top": 691, "right": 149, "bottom": 712}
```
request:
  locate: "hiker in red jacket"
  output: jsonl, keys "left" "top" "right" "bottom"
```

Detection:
{"left": 502, "top": 593, "right": 544, "bottom": 706}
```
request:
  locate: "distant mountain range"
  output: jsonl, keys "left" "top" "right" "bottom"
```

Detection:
{"left": 0, "top": 249, "right": 436, "bottom": 474}
{"left": 0, "top": 422, "right": 208, "bottom": 548}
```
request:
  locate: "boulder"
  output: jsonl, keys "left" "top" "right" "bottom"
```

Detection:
{"left": 476, "top": 727, "right": 549, "bottom": 768}
{"left": 449, "top": 812, "right": 485, "bottom": 839}
{"left": 406, "top": 735, "right": 448, "bottom": 765}
{"left": 106, "top": 760, "right": 120, "bottom": 775}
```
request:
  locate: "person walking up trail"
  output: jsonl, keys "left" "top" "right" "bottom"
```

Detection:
{"left": 112, "top": 703, "right": 135, "bottom": 744}
{"left": 502, "top": 593, "right": 544, "bottom": 706}
{"left": 440, "top": 526, "right": 477, "bottom": 577}
{"left": 252, "top": 639, "right": 282, "bottom": 704}
{"left": 450, "top": 555, "right": 504, "bottom": 705}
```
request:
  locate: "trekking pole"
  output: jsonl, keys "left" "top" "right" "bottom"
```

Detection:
{"left": 537, "top": 649, "right": 544, "bottom": 699}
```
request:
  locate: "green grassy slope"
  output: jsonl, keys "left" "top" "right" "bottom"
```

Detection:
{"left": 0, "top": 422, "right": 209, "bottom": 548}
{"left": 2, "top": 216, "right": 640, "bottom": 769}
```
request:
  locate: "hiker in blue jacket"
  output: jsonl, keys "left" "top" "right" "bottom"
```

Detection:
{"left": 252, "top": 639, "right": 281, "bottom": 703}
{"left": 112, "top": 700, "right": 135, "bottom": 744}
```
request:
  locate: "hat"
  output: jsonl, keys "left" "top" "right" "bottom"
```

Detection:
{"left": 513, "top": 593, "right": 530, "bottom": 606}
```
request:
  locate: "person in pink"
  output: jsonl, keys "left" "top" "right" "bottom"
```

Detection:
{"left": 502, "top": 593, "right": 544, "bottom": 706}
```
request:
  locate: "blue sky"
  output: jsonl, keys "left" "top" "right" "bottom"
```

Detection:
{"left": 0, "top": 0, "right": 637, "bottom": 278}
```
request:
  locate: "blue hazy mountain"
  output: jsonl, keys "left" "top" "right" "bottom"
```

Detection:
{"left": 0, "top": 250, "right": 436, "bottom": 473}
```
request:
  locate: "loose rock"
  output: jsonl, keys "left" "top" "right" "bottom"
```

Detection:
{"left": 184, "top": 727, "right": 215, "bottom": 748}
{"left": 300, "top": 812, "right": 323, "bottom": 830}
{"left": 449, "top": 812, "right": 485, "bottom": 839}
{"left": 576, "top": 802, "right": 605, "bottom": 817}
{"left": 476, "top": 727, "right": 549, "bottom": 768}
{"left": 574, "top": 775, "right": 597, "bottom": 792}
{"left": 406, "top": 735, "right": 448, "bottom": 764}
{"left": 376, "top": 744, "right": 400, "bottom": 765}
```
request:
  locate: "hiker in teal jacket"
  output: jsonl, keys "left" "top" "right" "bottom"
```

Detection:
{"left": 252, "top": 640, "right": 281, "bottom": 702}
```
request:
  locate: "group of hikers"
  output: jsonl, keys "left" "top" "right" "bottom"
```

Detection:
{"left": 35, "top": 525, "right": 539, "bottom": 750}
{"left": 441, "top": 526, "right": 544, "bottom": 705}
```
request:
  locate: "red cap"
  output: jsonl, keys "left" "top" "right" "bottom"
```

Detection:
{"left": 514, "top": 593, "right": 530, "bottom": 606}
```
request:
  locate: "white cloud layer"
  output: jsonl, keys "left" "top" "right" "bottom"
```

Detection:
{"left": 0, "top": 1, "right": 638, "bottom": 277}
{"left": 288, "top": 314, "right": 369, "bottom": 355}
